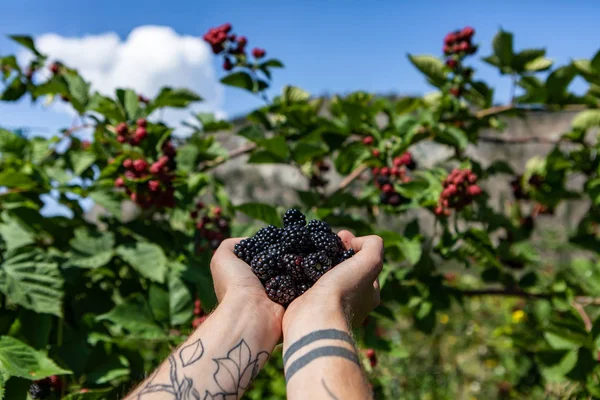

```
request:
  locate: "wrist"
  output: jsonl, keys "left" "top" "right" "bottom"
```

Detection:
{"left": 220, "top": 292, "right": 283, "bottom": 340}
{"left": 283, "top": 297, "right": 349, "bottom": 339}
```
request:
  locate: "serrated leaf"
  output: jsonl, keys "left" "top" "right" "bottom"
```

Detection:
{"left": 407, "top": 54, "right": 446, "bottom": 87}
{"left": 8, "top": 35, "right": 41, "bottom": 55}
{"left": 572, "top": 109, "right": 600, "bottom": 130}
{"left": 260, "top": 59, "right": 284, "bottom": 68}
{"left": 63, "top": 73, "right": 90, "bottom": 113}
{"left": 436, "top": 126, "right": 468, "bottom": 150}
{"left": 0, "top": 250, "right": 63, "bottom": 316}
{"left": 492, "top": 29, "right": 514, "bottom": 67}
{"left": 87, "top": 93, "right": 125, "bottom": 121}
{"left": 67, "top": 228, "right": 115, "bottom": 269}
{"left": 150, "top": 87, "right": 202, "bottom": 110}
{"left": 261, "top": 135, "right": 289, "bottom": 160}
{"left": 334, "top": 142, "right": 369, "bottom": 175}
{"left": 1, "top": 78, "right": 27, "bottom": 101}
{"left": 97, "top": 293, "right": 163, "bottom": 336}
{"left": 292, "top": 140, "right": 328, "bottom": 164}
{"left": 236, "top": 203, "right": 280, "bottom": 226}
{"left": 86, "top": 355, "right": 129, "bottom": 384}
{"left": 238, "top": 125, "right": 264, "bottom": 143}
{"left": 283, "top": 85, "right": 310, "bottom": 103}
{"left": 0, "top": 217, "right": 34, "bottom": 251}
{"left": 220, "top": 72, "right": 254, "bottom": 91}
{"left": 117, "top": 243, "right": 167, "bottom": 283}
{"left": 0, "top": 336, "right": 71, "bottom": 380}
{"left": 169, "top": 270, "right": 193, "bottom": 326}
{"left": 123, "top": 89, "right": 140, "bottom": 120}
{"left": 524, "top": 57, "right": 553, "bottom": 72}
{"left": 398, "top": 237, "right": 422, "bottom": 266}
{"left": 70, "top": 151, "right": 96, "bottom": 175}
{"left": 89, "top": 190, "right": 122, "bottom": 220}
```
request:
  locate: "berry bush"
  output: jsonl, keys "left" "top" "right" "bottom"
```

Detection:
{"left": 1, "top": 24, "right": 600, "bottom": 398}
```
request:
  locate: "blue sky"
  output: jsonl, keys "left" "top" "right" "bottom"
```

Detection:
{"left": 1, "top": 0, "right": 599, "bottom": 127}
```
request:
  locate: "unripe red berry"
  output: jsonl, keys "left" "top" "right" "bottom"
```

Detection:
{"left": 148, "top": 180, "right": 160, "bottom": 191}
{"left": 446, "top": 59, "right": 457, "bottom": 69}
{"left": 443, "top": 45, "right": 451, "bottom": 54}
{"left": 80, "top": 389, "right": 89, "bottom": 393}
{"left": 363, "top": 136, "right": 374, "bottom": 145}
{"left": 462, "top": 26, "right": 475, "bottom": 38}
{"left": 49, "top": 375, "right": 62, "bottom": 391}
{"left": 449, "top": 87, "right": 461, "bottom": 97}
{"left": 213, "top": 206, "right": 222, "bottom": 216}
{"left": 149, "top": 162, "right": 162, "bottom": 175}
{"left": 135, "top": 127, "right": 148, "bottom": 140}
{"left": 137, "top": 118, "right": 147, "bottom": 127}
{"left": 237, "top": 36, "right": 247, "bottom": 47}
{"left": 223, "top": 58, "right": 234, "bottom": 71}
{"left": 133, "top": 159, "right": 148, "bottom": 172}
{"left": 219, "top": 23, "right": 232, "bottom": 33}
{"left": 49, "top": 62, "right": 60, "bottom": 75}
{"left": 117, "top": 135, "right": 127, "bottom": 143}
{"left": 365, "top": 349, "right": 377, "bottom": 367}
{"left": 444, "top": 33, "right": 455, "bottom": 45}
{"left": 390, "top": 166, "right": 400, "bottom": 176}
{"left": 459, "top": 41, "right": 469, "bottom": 52}
{"left": 116, "top": 122, "right": 128, "bottom": 136}
{"left": 467, "top": 185, "right": 482, "bottom": 196}
{"left": 252, "top": 48, "right": 266, "bottom": 58}
{"left": 380, "top": 167, "right": 390, "bottom": 176}
{"left": 123, "top": 159, "right": 133, "bottom": 169}
{"left": 124, "top": 171, "right": 136, "bottom": 179}
{"left": 434, "top": 206, "right": 444, "bottom": 216}
{"left": 130, "top": 192, "right": 138, "bottom": 202}
{"left": 467, "top": 172, "right": 478, "bottom": 184}
{"left": 371, "top": 167, "right": 380, "bottom": 176}
{"left": 114, "top": 177, "right": 125, "bottom": 188}
{"left": 192, "top": 315, "right": 207, "bottom": 329}
{"left": 372, "top": 149, "right": 380, "bottom": 157}
{"left": 382, "top": 183, "right": 394, "bottom": 193}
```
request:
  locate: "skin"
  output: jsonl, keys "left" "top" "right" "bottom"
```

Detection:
{"left": 125, "top": 230, "right": 382, "bottom": 400}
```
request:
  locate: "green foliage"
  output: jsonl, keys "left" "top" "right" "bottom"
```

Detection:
{"left": 0, "top": 25, "right": 599, "bottom": 399}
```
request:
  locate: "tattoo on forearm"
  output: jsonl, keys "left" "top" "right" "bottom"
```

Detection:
{"left": 282, "top": 329, "right": 354, "bottom": 365}
{"left": 133, "top": 338, "right": 269, "bottom": 399}
{"left": 322, "top": 378, "right": 340, "bottom": 400}
{"left": 285, "top": 346, "right": 359, "bottom": 382}
{"left": 283, "top": 329, "right": 360, "bottom": 383}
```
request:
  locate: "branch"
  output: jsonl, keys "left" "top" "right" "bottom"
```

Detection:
{"left": 475, "top": 104, "right": 515, "bottom": 119}
{"left": 337, "top": 164, "right": 369, "bottom": 191}
{"left": 478, "top": 135, "right": 560, "bottom": 145}
{"left": 460, "top": 288, "right": 551, "bottom": 299}
{"left": 572, "top": 301, "right": 592, "bottom": 332}
{"left": 200, "top": 142, "right": 256, "bottom": 169}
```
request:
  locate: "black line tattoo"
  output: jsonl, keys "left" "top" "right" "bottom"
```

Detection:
{"left": 133, "top": 338, "right": 269, "bottom": 400}
{"left": 282, "top": 329, "right": 354, "bottom": 366}
{"left": 322, "top": 378, "right": 340, "bottom": 400}
{"left": 285, "top": 346, "right": 360, "bottom": 382}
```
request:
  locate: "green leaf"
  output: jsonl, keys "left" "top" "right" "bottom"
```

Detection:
{"left": 169, "top": 270, "right": 193, "bottom": 326}
{"left": 87, "top": 94, "right": 124, "bottom": 121}
{"left": 63, "top": 73, "right": 90, "bottom": 113}
{"left": 260, "top": 59, "right": 284, "bottom": 68}
{"left": 148, "top": 284, "right": 170, "bottom": 324}
{"left": 0, "top": 129, "right": 28, "bottom": 157}
{"left": 398, "top": 237, "right": 422, "bottom": 266}
{"left": 0, "top": 250, "right": 63, "bottom": 316}
{"left": 67, "top": 228, "right": 114, "bottom": 269}
{"left": 0, "top": 170, "right": 36, "bottom": 189}
{"left": 116, "top": 243, "right": 167, "bottom": 283}
{"left": 436, "top": 126, "right": 468, "bottom": 150}
{"left": 86, "top": 355, "right": 129, "bottom": 384}
{"left": 282, "top": 85, "right": 310, "bottom": 103}
{"left": 524, "top": 57, "right": 553, "bottom": 72}
{"left": 0, "top": 216, "right": 34, "bottom": 251}
{"left": 293, "top": 141, "right": 329, "bottom": 165}
{"left": 89, "top": 190, "right": 122, "bottom": 220}
{"left": 9, "top": 36, "right": 41, "bottom": 56}
{"left": 237, "top": 203, "right": 280, "bottom": 226}
{"left": 97, "top": 293, "right": 164, "bottom": 337}
{"left": 512, "top": 49, "right": 546, "bottom": 71}
{"left": 334, "top": 142, "right": 369, "bottom": 175}
{"left": 591, "top": 49, "right": 600, "bottom": 71}
{"left": 546, "top": 65, "right": 576, "bottom": 104}
{"left": 1, "top": 78, "right": 27, "bottom": 101}
{"left": 247, "top": 150, "right": 285, "bottom": 164}
{"left": 492, "top": 29, "right": 514, "bottom": 67}
{"left": 261, "top": 135, "right": 290, "bottom": 160}
{"left": 220, "top": 72, "right": 254, "bottom": 91}
{"left": 238, "top": 125, "right": 264, "bottom": 143}
{"left": 150, "top": 87, "right": 202, "bottom": 110}
{"left": 62, "top": 388, "right": 113, "bottom": 400}
{"left": 71, "top": 151, "right": 96, "bottom": 175}
{"left": 407, "top": 54, "right": 447, "bottom": 87}
{"left": 566, "top": 347, "right": 595, "bottom": 382}
{"left": 0, "top": 336, "right": 70, "bottom": 380}
{"left": 572, "top": 109, "right": 600, "bottom": 130}
{"left": 123, "top": 89, "right": 140, "bottom": 120}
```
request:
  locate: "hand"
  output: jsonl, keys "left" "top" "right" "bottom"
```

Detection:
{"left": 284, "top": 231, "right": 383, "bottom": 330}
{"left": 210, "top": 238, "right": 285, "bottom": 325}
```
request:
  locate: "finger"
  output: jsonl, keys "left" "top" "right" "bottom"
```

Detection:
{"left": 371, "top": 284, "right": 381, "bottom": 309}
{"left": 373, "top": 279, "right": 380, "bottom": 291}
{"left": 211, "top": 237, "right": 244, "bottom": 268}
{"left": 343, "top": 235, "right": 384, "bottom": 282}
{"left": 337, "top": 230, "right": 356, "bottom": 250}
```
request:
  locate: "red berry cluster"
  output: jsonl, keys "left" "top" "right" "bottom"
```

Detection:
{"left": 202, "top": 23, "right": 266, "bottom": 71}
{"left": 365, "top": 348, "right": 377, "bottom": 367}
{"left": 435, "top": 168, "right": 482, "bottom": 216}
{"left": 191, "top": 203, "right": 230, "bottom": 252}
{"left": 371, "top": 153, "right": 415, "bottom": 206}
{"left": 115, "top": 118, "right": 148, "bottom": 146}
{"left": 443, "top": 26, "right": 477, "bottom": 57}
{"left": 309, "top": 160, "right": 330, "bottom": 188}
{"left": 49, "top": 62, "right": 61, "bottom": 75}
{"left": 192, "top": 299, "right": 207, "bottom": 329}
{"left": 114, "top": 141, "right": 177, "bottom": 209}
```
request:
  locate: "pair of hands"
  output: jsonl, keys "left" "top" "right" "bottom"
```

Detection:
{"left": 210, "top": 230, "right": 384, "bottom": 334}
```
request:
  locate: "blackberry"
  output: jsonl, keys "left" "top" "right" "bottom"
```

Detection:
{"left": 28, "top": 381, "right": 51, "bottom": 399}
{"left": 251, "top": 251, "right": 282, "bottom": 281}
{"left": 281, "top": 225, "right": 311, "bottom": 252}
{"left": 283, "top": 209, "right": 306, "bottom": 227}
{"left": 234, "top": 237, "right": 266, "bottom": 264}
{"left": 307, "top": 219, "right": 332, "bottom": 235}
{"left": 254, "top": 225, "right": 281, "bottom": 246}
{"left": 282, "top": 253, "right": 306, "bottom": 282}
{"left": 377, "top": 175, "right": 390, "bottom": 186}
{"left": 298, "top": 281, "right": 311, "bottom": 295}
{"left": 302, "top": 250, "right": 333, "bottom": 282}
{"left": 311, "top": 231, "right": 342, "bottom": 257}
{"left": 265, "top": 274, "right": 298, "bottom": 306}
{"left": 336, "top": 248, "right": 355, "bottom": 264}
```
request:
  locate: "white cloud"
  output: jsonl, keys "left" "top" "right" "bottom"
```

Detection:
{"left": 24, "top": 26, "right": 224, "bottom": 131}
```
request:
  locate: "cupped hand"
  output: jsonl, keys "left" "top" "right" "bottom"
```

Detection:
{"left": 284, "top": 231, "right": 384, "bottom": 328}
{"left": 210, "top": 238, "right": 285, "bottom": 322}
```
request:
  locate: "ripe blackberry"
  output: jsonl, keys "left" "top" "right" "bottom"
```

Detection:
{"left": 307, "top": 219, "right": 332, "bottom": 235}
{"left": 298, "top": 282, "right": 311, "bottom": 295}
{"left": 336, "top": 248, "right": 355, "bottom": 264}
{"left": 251, "top": 251, "right": 282, "bottom": 281}
{"left": 28, "top": 381, "right": 51, "bottom": 399}
{"left": 302, "top": 250, "right": 333, "bottom": 282}
{"left": 254, "top": 225, "right": 281, "bottom": 245}
{"left": 311, "top": 231, "right": 342, "bottom": 257}
{"left": 282, "top": 253, "right": 306, "bottom": 282}
{"left": 234, "top": 237, "right": 265, "bottom": 264}
{"left": 283, "top": 208, "right": 306, "bottom": 227}
{"left": 281, "top": 225, "right": 311, "bottom": 252}
{"left": 265, "top": 274, "right": 298, "bottom": 306}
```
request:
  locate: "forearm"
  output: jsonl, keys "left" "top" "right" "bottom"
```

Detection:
{"left": 126, "top": 294, "right": 280, "bottom": 399}
{"left": 283, "top": 303, "right": 372, "bottom": 400}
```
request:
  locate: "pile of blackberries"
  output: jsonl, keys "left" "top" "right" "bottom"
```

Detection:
{"left": 234, "top": 209, "right": 355, "bottom": 306}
